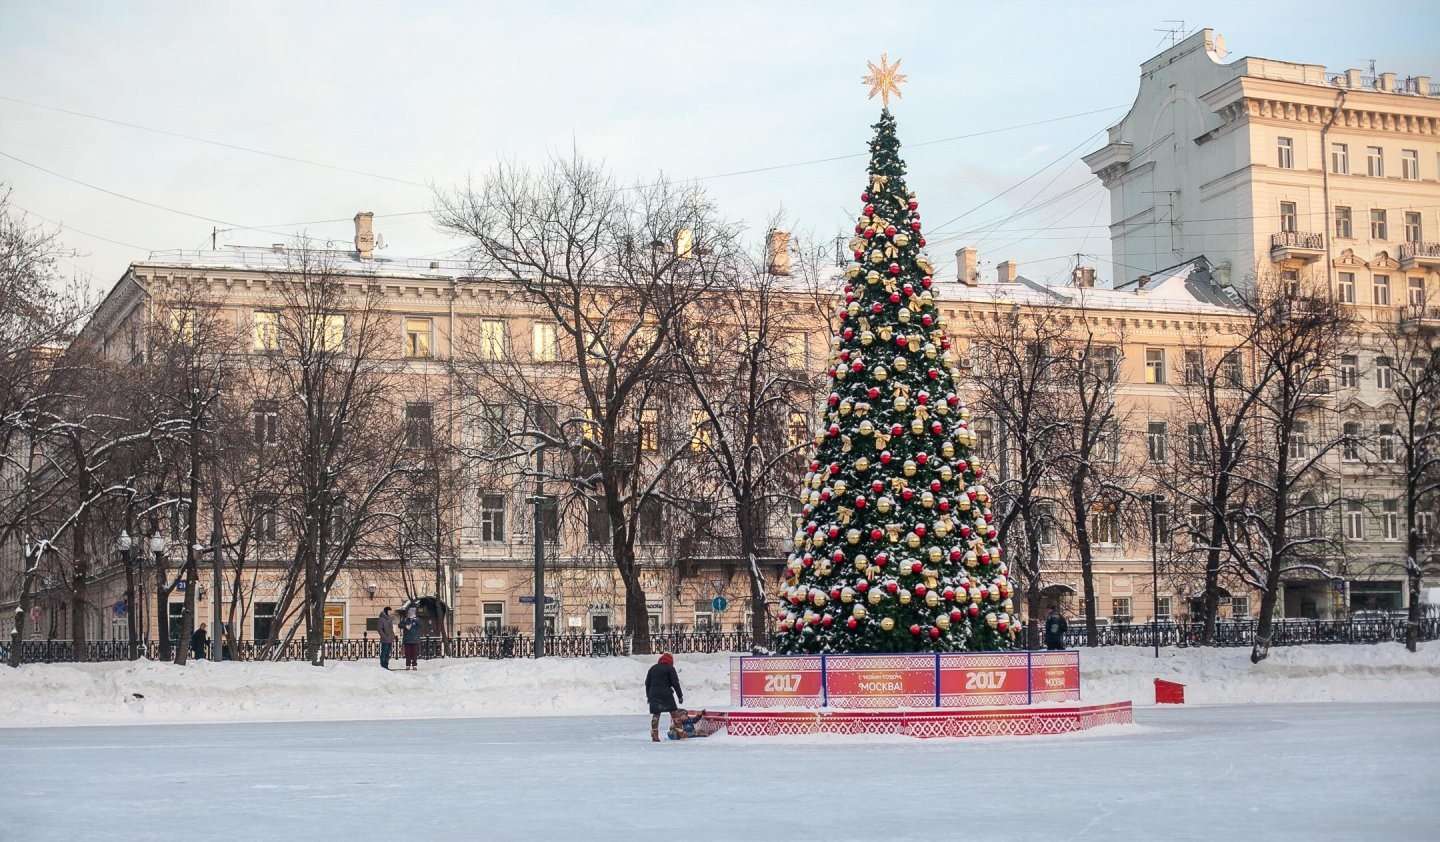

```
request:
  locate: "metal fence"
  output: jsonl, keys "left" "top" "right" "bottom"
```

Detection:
{"left": 4, "top": 618, "right": 1437, "bottom": 664}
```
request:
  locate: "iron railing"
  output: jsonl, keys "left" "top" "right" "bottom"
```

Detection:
{"left": 1400, "top": 241, "right": 1440, "bottom": 260}
{"left": 4, "top": 618, "right": 1437, "bottom": 664}
{"left": 1271, "top": 231, "right": 1326, "bottom": 250}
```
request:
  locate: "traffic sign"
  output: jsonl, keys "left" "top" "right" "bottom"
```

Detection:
{"left": 711, "top": 596, "right": 728, "bottom": 612}
{"left": 112, "top": 601, "right": 127, "bottom": 617}
{"left": 519, "top": 595, "right": 556, "bottom": 605}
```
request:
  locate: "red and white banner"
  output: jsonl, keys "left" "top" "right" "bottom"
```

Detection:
{"left": 825, "top": 654, "right": 936, "bottom": 709}
{"left": 734, "top": 656, "right": 824, "bottom": 708}
{"left": 731, "top": 650, "right": 1083, "bottom": 709}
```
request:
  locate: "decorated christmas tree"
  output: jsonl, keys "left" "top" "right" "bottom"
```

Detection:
{"left": 774, "top": 55, "right": 1017, "bottom": 654}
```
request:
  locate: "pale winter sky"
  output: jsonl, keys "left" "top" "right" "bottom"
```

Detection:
{"left": 1, "top": 1, "right": 1435, "bottom": 294}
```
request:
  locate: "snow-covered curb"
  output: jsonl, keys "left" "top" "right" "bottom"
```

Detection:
{"left": 1, "top": 644, "right": 1437, "bottom": 728}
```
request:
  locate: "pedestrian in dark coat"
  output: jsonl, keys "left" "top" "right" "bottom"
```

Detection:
{"left": 377, "top": 607, "right": 396, "bottom": 670}
{"left": 645, "top": 653, "right": 683, "bottom": 742}
{"left": 1044, "top": 607, "right": 1068, "bottom": 650}
{"left": 190, "top": 623, "right": 209, "bottom": 661}
{"left": 400, "top": 609, "right": 421, "bottom": 670}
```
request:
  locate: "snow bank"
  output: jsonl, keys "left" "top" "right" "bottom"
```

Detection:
{"left": 1, "top": 644, "right": 1437, "bottom": 728}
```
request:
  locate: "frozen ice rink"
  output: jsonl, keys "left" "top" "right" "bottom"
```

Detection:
{"left": 2, "top": 703, "right": 1436, "bottom": 841}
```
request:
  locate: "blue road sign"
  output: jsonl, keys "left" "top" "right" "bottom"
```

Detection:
{"left": 711, "top": 596, "right": 728, "bottom": 612}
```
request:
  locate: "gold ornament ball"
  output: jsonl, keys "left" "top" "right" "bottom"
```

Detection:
{"left": 855, "top": 457, "right": 871, "bottom": 472}
{"left": 816, "top": 562, "right": 832, "bottom": 577}
{"left": 925, "top": 590, "right": 940, "bottom": 608}
{"left": 853, "top": 605, "right": 868, "bottom": 620}
{"left": 880, "top": 617, "right": 896, "bottom": 632}
{"left": 841, "top": 587, "right": 855, "bottom": 603}
{"left": 909, "top": 418, "right": 924, "bottom": 435}
{"left": 868, "top": 589, "right": 883, "bottom": 605}
{"left": 903, "top": 460, "right": 917, "bottom": 477}
{"left": 845, "top": 265, "right": 861, "bottom": 279}
{"left": 898, "top": 308, "right": 912, "bottom": 324}
{"left": 847, "top": 302, "right": 861, "bottom": 317}
{"left": 833, "top": 480, "right": 848, "bottom": 495}
{"left": 921, "top": 491, "right": 935, "bottom": 508}
{"left": 942, "top": 441, "right": 956, "bottom": 459}
{"left": 866, "top": 270, "right": 881, "bottom": 285}
{"left": 893, "top": 396, "right": 908, "bottom": 412}
{"left": 1002, "top": 598, "right": 1014, "bottom": 612}
{"left": 894, "top": 356, "right": 909, "bottom": 372}
{"left": 874, "top": 366, "right": 889, "bottom": 381}
{"left": 906, "top": 532, "right": 921, "bottom": 549}
{"left": 846, "top": 529, "right": 861, "bottom": 545}
{"left": 899, "top": 589, "right": 912, "bottom": 605}
{"left": 877, "top": 496, "right": 892, "bottom": 514}
{"left": 928, "top": 546, "right": 942, "bottom": 563}
{"left": 869, "top": 250, "right": 885, "bottom": 265}
{"left": 985, "top": 612, "right": 998, "bottom": 629}
{"left": 812, "top": 591, "right": 827, "bottom": 607}
{"left": 936, "top": 613, "right": 951, "bottom": 630}
{"left": 861, "top": 330, "right": 875, "bottom": 346}
{"left": 964, "top": 550, "right": 978, "bottom": 567}
{"left": 859, "top": 419, "right": 875, "bottom": 436}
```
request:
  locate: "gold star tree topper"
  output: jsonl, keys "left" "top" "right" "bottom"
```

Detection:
{"left": 863, "top": 52, "right": 907, "bottom": 108}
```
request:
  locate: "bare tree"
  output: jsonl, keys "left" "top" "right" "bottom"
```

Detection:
{"left": 1052, "top": 296, "right": 1136, "bottom": 645}
{"left": 1221, "top": 274, "right": 1352, "bottom": 663}
{"left": 671, "top": 229, "right": 821, "bottom": 645}
{"left": 1369, "top": 307, "right": 1440, "bottom": 652}
{"left": 964, "top": 301, "right": 1069, "bottom": 648}
{"left": 437, "top": 155, "right": 740, "bottom": 654}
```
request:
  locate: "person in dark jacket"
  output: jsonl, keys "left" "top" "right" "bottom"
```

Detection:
{"left": 190, "top": 623, "right": 209, "bottom": 661}
{"left": 400, "top": 608, "right": 421, "bottom": 670}
{"left": 1044, "top": 607, "right": 1068, "bottom": 650}
{"left": 377, "top": 607, "right": 396, "bottom": 670}
{"left": 645, "top": 653, "right": 683, "bottom": 742}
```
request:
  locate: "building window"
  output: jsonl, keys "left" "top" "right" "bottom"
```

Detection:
{"left": 1279, "top": 201, "right": 1297, "bottom": 233}
{"left": 310, "top": 314, "right": 345, "bottom": 352}
{"left": 1111, "top": 597, "right": 1132, "bottom": 624}
{"left": 531, "top": 322, "right": 557, "bottom": 362}
{"left": 478, "top": 494, "right": 506, "bottom": 543}
{"left": 638, "top": 408, "right": 658, "bottom": 452}
{"left": 586, "top": 498, "right": 609, "bottom": 545}
{"left": 474, "top": 402, "right": 509, "bottom": 451}
{"left": 1378, "top": 424, "right": 1397, "bottom": 462}
{"left": 482, "top": 602, "right": 505, "bottom": 634}
{"left": 1331, "top": 143, "right": 1349, "bottom": 174}
{"left": 1288, "top": 421, "right": 1309, "bottom": 460}
{"left": 404, "top": 317, "right": 433, "bottom": 359}
{"left": 252, "top": 400, "right": 279, "bottom": 445}
{"left": 1376, "top": 356, "right": 1394, "bottom": 390}
{"left": 253, "top": 602, "right": 276, "bottom": 642}
{"left": 1409, "top": 277, "right": 1426, "bottom": 307}
{"left": 253, "top": 311, "right": 280, "bottom": 352}
{"left": 1076, "top": 345, "right": 1110, "bottom": 381}
{"left": 167, "top": 602, "right": 186, "bottom": 642}
{"left": 1183, "top": 350, "right": 1204, "bottom": 384}
{"left": 1374, "top": 275, "right": 1391, "bottom": 306}
{"left": 535, "top": 498, "right": 558, "bottom": 545}
{"left": 788, "top": 412, "right": 809, "bottom": 447}
{"left": 1419, "top": 511, "right": 1434, "bottom": 539}
{"left": 690, "top": 409, "right": 712, "bottom": 453}
{"left": 1339, "top": 355, "right": 1358, "bottom": 389}
{"left": 974, "top": 418, "right": 995, "bottom": 459}
{"left": 1371, "top": 209, "right": 1388, "bottom": 240}
{"left": 1342, "top": 421, "right": 1361, "bottom": 461}
{"left": 1144, "top": 348, "right": 1165, "bottom": 384}
{"left": 1404, "top": 212, "right": 1423, "bottom": 244}
{"left": 1334, "top": 206, "right": 1352, "bottom": 239}
{"left": 1337, "top": 272, "right": 1355, "bottom": 304}
{"left": 693, "top": 600, "right": 715, "bottom": 631}
{"left": 1367, "top": 146, "right": 1384, "bottom": 178}
{"left": 1344, "top": 500, "right": 1364, "bottom": 541}
{"left": 1222, "top": 352, "right": 1244, "bottom": 388}
{"left": 1186, "top": 422, "right": 1208, "bottom": 461}
{"left": 323, "top": 602, "right": 346, "bottom": 639}
{"left": 1098, "top": 421, "right": 1120, "bottom": 463}
{"left": 1401, "top": 149, "right": 1419, "bottom": 181}
{"left": 255, "top": 493, "right": 279, "bottom": 542}
{"left": 1275, "top": 137, "right": 1294, "bottom": 169}
{"left": 478, "top": 319, "right": 507, "bottom": 361}
{"left": 1382, "top": 499, "right": 1400, "bottom": 541}
{"left": 638, "top": 496, "right": 663, "bottom": 544}
{"left": 780, "top": 333, "right": 807, "bottom": 370}
{"left": 1281, "top": 269, "right": 1300, "bottom": 298}
{"left": 1036, "top": 502, "right": 1057, "bottom": 547}
{"left": 405, "top": 493, "right": 436, "bottom": 541}
{"left": 528, "top": 401, "right": 558, "bottom": 440}
{"left": 1231, "top": 596, "right": 1250, "bottom": 618}
{"left": 1090, "top": 505, "right": 1120, "bottom": 545}
{"left": 1146, "top": 421, "right": 1167, "bottom": 463}
{"left": 1156, "top": 597, "right": 1172, "bottom": 621}
{"left": 405, "top": 403, "right": 433, "bottom": 449}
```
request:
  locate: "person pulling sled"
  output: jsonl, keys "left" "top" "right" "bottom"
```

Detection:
{"left": 645, "top": 652, "right": 683, "bottom": 742}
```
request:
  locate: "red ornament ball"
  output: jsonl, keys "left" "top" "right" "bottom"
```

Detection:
{"left": 919, "top": 237, "right": 927, "bottom": 247}
{"left": 889, "top": 292, "right": 901, "bottom": 304}
{"left": 916, "top": 391, "right": 929, "bottom": 405}
{"left": 910, "top": 624, "right": 922, "bottom": 636}
{"left": 929, "top": 626, "right": 941, "bottom": 639}
{"left": 885, "top": 581, "right": 899, "bottom": 594}
{"left": 910, "top": 221, "right": 921, "bottom": 232}
{"left": 927, "top": 368, "right": 940, "bottom": 380}
{"left": 929, "top": 479, "right": 941, "bottom": 492}
{"left": 854, "top": 496, "right": 867, "bottom": 510}
{"left": 968, "top": 604, "right": 980, "bottom": 617}
{"left": 827, "top": 423, "right": 840, "bottom": 437}
{"left": 901, "top": 488, "right": 914, "bottom": 502}
{"left": 856, "top": 580, "right": 870, "bottom": 593}
{"left": 910, "top": 561, "right": 924, "bottom": 574}
{"left": 890, "top": 424, "right": 903, "bottom": 436}
{"left": 879, "top": 450, "right": 892, "bottom": 465}
{"left": 874, "top": 552, "right": 888, "bottom": 566}
{"left": 885, "top": 225, "right": 897, "bottom": 238}
{"left": 846, "top": 617, "right": 858, "bottom": 630}
{"left": 864, "top": 204, "right": 875, "bottom": 216}
{"left": 950, "top": 609, "right": 963, "bottom": 622}
{"left": 869, "top": 528, "right": 884, "bottom": 542}
{"left": 863, "top": 229, "right": 875, "bottom": 240}
{"left": 916, "top": 452, "right": 929, "bottom": 466}
{"left": 888, "top": 263, "right": 901, "bottom": 276}
{"left": 921, "top": 276, "right": 932, "bottom": 289}
{"left": 908, "top": 199, "right": 919, "bottom": 211}
{"left": 915, "top": 584, "right": 928, "bottom": 598}
{"left": 867, "top": 386, "right": 881, "bottom": 399}
{"left": 821, "top": 615, "right": 834, "bottom": 628}
{"left": 931, "top": 421, "right": 944, "bottom": 435}
{"left": 828, "top": 462, "right": 840, "bottom": 475}
{"left": 950, "top": 548, "right": 962, "bottom": 562}
{"left": 861, "top": 192, "right": 870, "bottom": 202}
{"left": 871, "top": 302, "right": 884, "bottom": 314}
{"left": 827, "top": 392, "right": 840, "bottom": 407}
{"left": 914, "top": 524, "right": 927, "bottom": 538}
{"left": 921, "top": 314, "right": 934, "bottom": 327}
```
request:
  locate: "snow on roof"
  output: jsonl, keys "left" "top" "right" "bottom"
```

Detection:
{"left": 136, "top": 246, "right": 473, "bottom": 281}
{"left": 931, "top": 257, "right": 1245, "bottom": 317}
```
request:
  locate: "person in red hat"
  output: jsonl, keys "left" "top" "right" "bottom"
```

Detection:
{"left": 645, "top": 653, "right": 684, "bottom": 742}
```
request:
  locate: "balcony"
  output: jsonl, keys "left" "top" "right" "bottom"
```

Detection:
{"left": 1270, "top": 231, "right": 1326, "bottom": 263}
{"left": 1399, "top": 304, "right": 1440, "bottom": 331}
{"left": 1400, "top": 241, "right": 1440, "bottom": 271}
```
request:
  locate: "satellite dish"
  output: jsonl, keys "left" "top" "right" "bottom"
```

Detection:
{"left": 1212, "top": 33, "right": 1228, "bottom": 59}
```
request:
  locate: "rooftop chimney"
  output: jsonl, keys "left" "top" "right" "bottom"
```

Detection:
{"left": 1136, "top": 274, "right": 1152, "bottom": 290}
{"left": 956, "top": 247, "right": 978, "bottom": 286}
{"left": 1379, "top": 72, "right": 1397, "bottom": 92}
{"left": 354, "top": 211, "right": 376, "bottom": 259}
{"left": 766, "top": 229, "right": 792, "bottom": 276}
{"left": 1071, "top": 266, "right": 1096, "bottom": 288}
{"left": 997, "top": 259, "right": 1018, "bottom": 284}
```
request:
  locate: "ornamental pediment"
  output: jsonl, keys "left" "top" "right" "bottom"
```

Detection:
{"left": 1333, "top": 248, "right": 1367, "bottom": 269}
{"left": 1371, "top": 251, "right": 1400, "bottom": 270}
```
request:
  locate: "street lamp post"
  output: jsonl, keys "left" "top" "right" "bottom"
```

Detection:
{"left": 529, "top": 446, "right": 549, "bottom": 659}
{"left": 1147, "top": 494, "right": 1166, "bottom": 659}
{"left": 149, "top": 533, "right": 168, "bottom": 653}
{"left": 116, "top": 530, "right": 136, "bottom": 660}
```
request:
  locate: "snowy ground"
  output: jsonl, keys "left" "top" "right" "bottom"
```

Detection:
{"left": 1, "top": 704, "right": 1437, "bottom": 841}
{"left": 2, "top": 644, "right": 1438, "bottom": 727}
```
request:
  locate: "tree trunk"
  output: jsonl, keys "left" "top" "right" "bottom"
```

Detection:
{"left": 1251, "top": 579, "right": 1280, "bottom": 664}
{"left": 5, "top": 549, "right": 43, "bottom": 668}
{"left": 1406, "top": 528, "right": 1421, "bottom": 654}
{"left": 173, "top": 561, "right": 197, "bottom": 665}
{"left": 739, "top": 499, "right": 769, "bottom": 651}
{"left": 123, "top": 551, "right": 139, "bottom": 659}
{"left": 1070, "top": 476, "right": 1098, "bottom": 646}
{"left": 154, "top": 565, "right": 173, "bottom": 661}
{"left": 1025, "top": 576, "right": 1042, "bottom": 651}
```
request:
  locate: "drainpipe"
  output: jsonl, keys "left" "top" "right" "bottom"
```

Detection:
{"left": 1320, "top": 89, "right": 1346, "bottom": 297}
